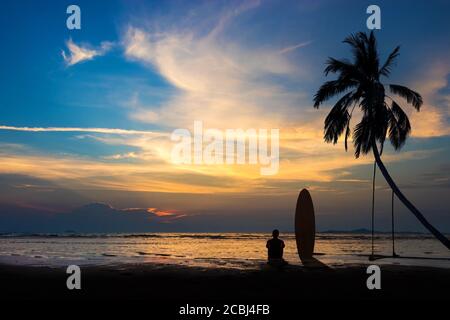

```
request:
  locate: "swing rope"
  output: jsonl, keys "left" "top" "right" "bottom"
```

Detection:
{"left": 391, "top": 189, "right": 395, "bottom": 256}
{"left": 371, "top": 163, "right": 399, "bottom": 260}
{"left": 370, "top": 161, "right": 376, "bottom": 259}
{"left": 370, "top": 158, "right": 399, "bottom": 260}
{"left": 391, "top": 189, "right": 398, "bottom": 257}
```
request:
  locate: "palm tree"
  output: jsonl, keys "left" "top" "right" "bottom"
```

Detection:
{"left": 313, "top": 31, "right": 450, "bottom": 250}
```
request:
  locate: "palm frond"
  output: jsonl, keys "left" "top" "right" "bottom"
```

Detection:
{"left": 377, "top": 103, "right": 390, "bottom": 155}
{"left": 324, "top": 58, "right": 358, "bottom": 77}
{"left": 344, "top": 122, "right": 351, "bottom": 151}
{"left": 323, "top": 91, "right": 355, "bottom": 144}
{"left": 388, "top": 100, "right": 411, "bottom": 149}
{"left": 343, "top": 33, "right": 367, "bottom": 68}
{"left": 389, "top": 84, "right": 423, "bottom": 110}
{"left": 379, "top": 46, "right": 400, "bottom": 77}
{"left": 353, "top": 116, "right": 373, "bottom": 158}
{"left": 313, "top": 78, "right": 357, "bottom": 108}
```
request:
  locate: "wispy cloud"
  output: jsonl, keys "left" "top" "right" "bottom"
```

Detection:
{"left": 0, "top": 125, "right": 159, "bottom": 136}
{"left": 61, "top": 39, "right": 113, "bottom": 66}
{"left": 0, "top": 131, "right": 436, "bottom": 195}
{"left": 207, "top": 0, "right": 261, "bottom": 38}
{"left": 122, "top": 3, "right": 306, "bottom": 129}
{"left": 278, "top": 41, "right": 312, "bottom": 54}
{"left": 104, "top": 152, "right": 139, "bottom": 160}
{"left": 146, "top": 207, "right": 184, "bottom": 218}
{"left": 121, "top": 206, "right": 185, "bottom": 220}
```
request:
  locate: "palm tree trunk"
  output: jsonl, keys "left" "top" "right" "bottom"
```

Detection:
{"left": 372, "top": 142, "right": 450, "bottom": 250}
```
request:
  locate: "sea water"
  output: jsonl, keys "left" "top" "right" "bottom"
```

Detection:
{"left": 0, "top": 233, "right": 449, "bottom": 269}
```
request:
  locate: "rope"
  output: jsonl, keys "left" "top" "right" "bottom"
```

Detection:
{"left": 371, "top": 161, "right": 376, "bottom": 258}
{"left": 391, "top": 189, "right": 398, "bottom": 257}
{"left": 392, "top": 189, "right": 394, "bottom": 256}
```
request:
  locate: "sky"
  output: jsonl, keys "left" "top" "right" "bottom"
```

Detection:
{"left": 0, "top": 0, "right": 449, "bottom": 233}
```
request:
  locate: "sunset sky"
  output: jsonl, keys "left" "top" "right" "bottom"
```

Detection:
{"left": 0, "top": 0, "right": 449, "bottom": 232}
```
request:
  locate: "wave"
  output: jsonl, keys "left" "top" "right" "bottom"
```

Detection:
{"left": 0, "top": 232, "right": 440, "bottom": 240}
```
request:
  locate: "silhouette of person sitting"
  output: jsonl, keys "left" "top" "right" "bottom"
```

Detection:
{"left": 266, "top": 229, "right": 287, "bottom": 266}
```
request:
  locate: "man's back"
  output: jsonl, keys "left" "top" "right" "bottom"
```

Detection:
{"left": 266, "top": 238, "right": 285, "bottom": 260}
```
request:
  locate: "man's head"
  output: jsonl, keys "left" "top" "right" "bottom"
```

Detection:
{"left": 272, "top": 229, "right": 279, "bottom": 238}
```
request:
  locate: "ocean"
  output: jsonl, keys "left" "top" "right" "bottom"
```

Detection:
{"left": 1, "top": 233, "right": 449, "bottom": 269}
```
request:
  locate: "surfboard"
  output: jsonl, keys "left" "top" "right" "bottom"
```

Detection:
{"left": 295, "top": 188, "right": 315, "bottom": 260}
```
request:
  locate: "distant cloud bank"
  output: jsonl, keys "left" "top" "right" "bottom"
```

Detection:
{"left": 0, "top": 202, "right": 184, "bottom": 233}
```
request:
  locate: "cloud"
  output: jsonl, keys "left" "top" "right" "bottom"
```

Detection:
{"left": 122, "top": 4, "right": 307, "bottom": 129}
{"left": 208, "top": 0, "right": 261, "bottom": 38}
{"left": 278, "top": 41, "right": 312, "bottom": 54}
{"left": 0, "top": 139, "right": 437, "bottom": 196}
{"left": 0, "top": 125, "right": 159, "bottom": 136}
{"left": 61, "top": 39, "right": 113, "bottom": 66}
{"left": 408, "top": 61, "right": 450, "bottom": 137}
{"left": 0, "top": 202, "right": 185, "bottom": 233}
{"left": 104, "top": 152, "right": 139, "bottom": 160}
{"left": 146, "top": 207, "right": 185, "bottom": 218}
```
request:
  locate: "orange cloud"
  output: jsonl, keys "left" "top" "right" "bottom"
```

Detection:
{"left": 146, "top": 208, "right": 179, "bottom": 217}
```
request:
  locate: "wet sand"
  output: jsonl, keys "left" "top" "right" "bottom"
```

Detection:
{"left": 1, "top": 262, "right": 450, "bottom": 303}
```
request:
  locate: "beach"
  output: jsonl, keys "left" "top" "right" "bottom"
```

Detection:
{"left": 2, "top": 232, "right": 450, "bottom": 306}
{"left": 2, "top": 262, "right": 450, "bottom": 303}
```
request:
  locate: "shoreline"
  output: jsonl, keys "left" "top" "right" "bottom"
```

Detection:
{"left": 2, "top": 262, "right": 450, "bottom": 301}
{"left": 2, "top": 251, "right": 450, "bottom": 270}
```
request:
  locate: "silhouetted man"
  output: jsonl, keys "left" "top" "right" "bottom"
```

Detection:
{"left": 266, "top": 229, "right": 286, "bottom": 266}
